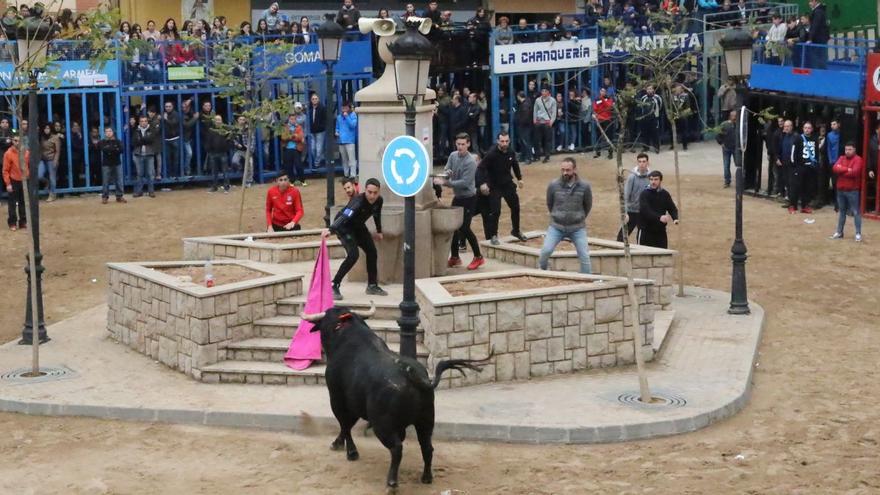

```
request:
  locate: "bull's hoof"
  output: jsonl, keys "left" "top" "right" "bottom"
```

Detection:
{"left": 347, "top": 450, "right": 360, "bottom": 461}
{"left": 330, "top": 440, "right": 345, "bottom": 451}
{"left": 385, "top": 481, "right": 398, "bottom": 494}
{"left": 421, "top": 473, "right": 433, "bottom": 484}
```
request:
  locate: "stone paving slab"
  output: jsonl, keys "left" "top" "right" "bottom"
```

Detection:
{"left": 0, "top": 287, "right": 763, "bottom": 444}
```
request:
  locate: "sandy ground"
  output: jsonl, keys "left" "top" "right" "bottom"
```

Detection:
{"left": 1, "top": 147, "right": 879, "bottom": 494}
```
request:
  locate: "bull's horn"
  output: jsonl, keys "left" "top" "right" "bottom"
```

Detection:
{"left": 300, "top": 311, "right": 326, "bottom": 322}
{"left": 351, "top": 300, "right": 376, "bottom": 319}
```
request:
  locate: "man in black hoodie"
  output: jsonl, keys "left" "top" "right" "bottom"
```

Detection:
{"left": 480, "top": 131, "right": 525, "bottom": 245}
{"left": 638, "top": 171, "right": 679, "bottom": 249}
{"left": 205, "top": 115, "right": 232, "bottom": 193}
{"left": 514, "top": 91, "right": 534, "bottom": 164}
{"left": 807, "top": 0, "right": 829, "bottom": 69}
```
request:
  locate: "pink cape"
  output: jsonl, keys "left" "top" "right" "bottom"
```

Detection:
{"left": 284, "top": 238, "right": 333, "bottom": 370}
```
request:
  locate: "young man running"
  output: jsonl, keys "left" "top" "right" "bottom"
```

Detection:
{"left": 322, "top": 178, "right": 387, "bottom": 300}
{"left": 436, "top": 133, "right": 485, "bottom": 270}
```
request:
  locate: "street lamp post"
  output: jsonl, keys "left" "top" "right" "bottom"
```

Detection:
{"left": 316, "top": 20, "right": 345, "bottom": 227}
{"left": 719, "top": 29, "right": 754, "bottom": 315}
{"left": 388, "top": 21, "right": 433, "bottom": 359}
{"left": 10, "top": 7, "right": 55, "bottom": 345}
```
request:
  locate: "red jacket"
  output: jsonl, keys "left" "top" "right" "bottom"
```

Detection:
{"left": 593, "top": 97, "right": 614, "bottom": 123}
{"left": 266, "top": 184, "right": 304, "bottom": 227}
{"left": 3, "top": 147, "right": 29, "bottom": 186}
{"left": 832, "top": 154, "right": 863, "bottom": 191}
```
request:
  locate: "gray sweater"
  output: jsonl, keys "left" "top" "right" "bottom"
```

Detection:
{"left": 623, "top": 167, "right": 650, "bottom": 212}
{"left": 533, "top": 96, "right": 557, "bottom": 124}
{"left": 444, "top": 151, "right": 477, "bottom": 198}
{"left": 546, "top": 175, "right": 592, "bottom": 232}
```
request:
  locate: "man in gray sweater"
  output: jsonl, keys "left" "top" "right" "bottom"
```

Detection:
{"left": 538, "top": 157, "right": 593, "bottom": 274}
{"left": 533, "top": 86, "right": 556, "bottom": 163}
{"left": 617, "top": 152, "right": 651, "bottom": 242}
{"left": 436, "top": 133, "right": 485, "bottom": 270}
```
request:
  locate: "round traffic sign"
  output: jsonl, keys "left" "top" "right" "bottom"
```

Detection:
{"left": 381, "top": 135, "right": 431, "bottom": 198}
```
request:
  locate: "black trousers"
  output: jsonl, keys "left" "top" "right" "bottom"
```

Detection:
{"left": 788, "top": 164, "right": 816, "bottom": 209}
{"left": 334, "top": 225, "right": 378, "bottom": 286}
{"left": 476, "top": 194, "right": 492, "bottom": 240}
{"left": 534, "top": 123, "right": 553, "bottom": 159}
{"left": 766, "top": 153, "right": 778, "bottom": 194}
{"left": 272, "top": 223, "right": 302, "bottom": 232}
{"left": 451, "top": 195, "right": 481, "bottom": 258}
{"left": 775, "top": 162, "right": 789, "bottom": 196}
{"left": 6, "top": 180, "right": 26, "bottom": 227}
{"left": 818, "top": 162, "right": 836, "bottom": 207}
{"left": 639, "top": 118, "right": 660, "bottom": 152}
{"left": 487, "top": 183, "right": 520, "bottom": 238}
{"left": 638, "top": 227, "right": 668, "bottom": 249}
{"left": 616, "top": 212, "right": 640, "bottom": 242}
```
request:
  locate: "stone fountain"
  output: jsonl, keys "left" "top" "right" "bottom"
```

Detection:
{"left": 344, "top": 25, "right": 462, "bottom": 284}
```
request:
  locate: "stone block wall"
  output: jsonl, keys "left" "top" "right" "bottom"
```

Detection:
{"left": 483, "top": 244, "right": 676, "bottom": 307}
{"left": 106, "top": 266, "right": 301, "bottom": 380}
{"left": 419, "top": 283, "right": 655, "bottom": 389}
{"left": 183, "top": 238, "right": 344, "bottom": 264}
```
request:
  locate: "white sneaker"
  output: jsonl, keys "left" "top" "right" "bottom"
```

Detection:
{"left": 855, "top": 234, "right": 862, "bottom": 242}
{"left": 556, "top": 145, "right": 562, "bottom": 152}
{"left": 568, "top": 144, "right": 575, "bottom": 151}
{"left": 829, "top": 232, "right": 843, "bottom": 240}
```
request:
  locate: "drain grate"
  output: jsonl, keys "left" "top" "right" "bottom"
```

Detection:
{"left": 618, "top": 392, "right": 687, "bottom": 408}
{"left": 1, "top": 366, "right": 77, "bottom": 384}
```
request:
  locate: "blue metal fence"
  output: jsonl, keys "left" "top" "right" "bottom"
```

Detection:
{"left": 0, "top": 36, "right": 373, "bottom": 195}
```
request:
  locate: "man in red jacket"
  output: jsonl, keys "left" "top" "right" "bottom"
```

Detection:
{"left": 829, "top": 142, "right": 863, "bottom": 242}
{"left": 265, "top": 172, "right": 304, "bottom": 232}
{"left": 3, "top": 136, "right": 28, "bottom": 231}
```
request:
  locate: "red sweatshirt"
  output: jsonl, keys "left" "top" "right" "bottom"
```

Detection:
{"left": 265, "top": 185, "right": 304, "bottom": 227}
{"left": 832, "top": 154, "right": 863, "bottom": 191}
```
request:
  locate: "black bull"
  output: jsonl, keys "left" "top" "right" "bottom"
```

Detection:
{"left": 302, "top": 305, "right": 489, "bottom": 490}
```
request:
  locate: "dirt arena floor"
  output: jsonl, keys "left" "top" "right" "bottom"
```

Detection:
{"left": 1, "top": 149, "right": 879, "bottom": 494}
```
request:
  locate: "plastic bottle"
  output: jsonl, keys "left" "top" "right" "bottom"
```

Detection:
{"left": 204, "top": 260, "right": 214, "bottom": 288}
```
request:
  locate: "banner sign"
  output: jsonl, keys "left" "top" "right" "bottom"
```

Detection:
{"left": 168, "top": 66, "right": 206, "bottom": 81}
{"left": 256, "top": 40, "right": 373, "bottom": 77}
{"left": 493, "top": 38, "right": 599, "bottom": 74}
{"left": 0, "top": 60, "right": 119, "bottom": 88}
{"left": 600, "top": 33, "right": 702, "bottom": 55}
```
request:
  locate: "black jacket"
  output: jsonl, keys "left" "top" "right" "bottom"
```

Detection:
{"left": 480, "top": 145, "right": 521, "bottom": 189}
{"left": 639, "top": 187, "right": 678, "bottom": 233}
{"left": 97, "top": 137, "right": 123, "bottom": 167}
{"left": 131, "top": 125, "right": 159, "bottom": 155}
{"left": 182, "top": 110, "right": 198, "bottom": 141}
{"left": 514, "top": 97, "right": 533, "bottom": 127}
{"left": 465, "top": 102, "right": 481, "bottom": 133}
{"left": 308, "top": 103, "right": 326, "bottom": 134}
{"left": 163, "top": 110, "right": 181, "bottom": 139}
{"left": 809, "top": 4, "right": 829, "bottom": 44}
{"left": 330, "top": 193, "right": 383, "bottom": 234}
{"left": 204, "top": 122, "right": 232, "bottom": 153}
{"left": 448, "top": 104, "right": 468, "bottom": 136}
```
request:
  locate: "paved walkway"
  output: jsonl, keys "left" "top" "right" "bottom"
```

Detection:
{"left": 0, "top": 286, "right": 763, "bottom": 444}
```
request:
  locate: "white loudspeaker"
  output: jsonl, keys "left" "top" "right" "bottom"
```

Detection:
{"left": 405, "top": 16, "right": 433, "bottom": 35}
{"left": 358, "top": 17, "right": 397, "bottom": 36}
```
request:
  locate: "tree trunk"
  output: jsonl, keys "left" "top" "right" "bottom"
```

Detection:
{"left": 597, "top": 117, "right": 651, "bottom": 402}
{"left": 237, "top": 133, "right": 256, "bottom": 233}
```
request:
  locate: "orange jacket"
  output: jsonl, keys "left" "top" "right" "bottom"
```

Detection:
{"left": 2, "top": 146, "right": 29, "bottom": 186}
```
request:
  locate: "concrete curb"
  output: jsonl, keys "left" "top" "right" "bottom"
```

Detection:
{"left": 0, "top": 288, "right": 765, "bottom": 444}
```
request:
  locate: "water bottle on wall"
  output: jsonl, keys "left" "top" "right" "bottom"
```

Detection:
{"left": 204, "top": 260, "right": 214, "bottom": 288}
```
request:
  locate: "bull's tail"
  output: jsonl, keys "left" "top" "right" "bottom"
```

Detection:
{"left": 431, "top": 355, "right": 493, "bottom": 389}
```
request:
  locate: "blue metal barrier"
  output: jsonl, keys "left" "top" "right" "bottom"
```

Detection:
{"left": 0, "top": 35, "right": 373, "bottom": 196}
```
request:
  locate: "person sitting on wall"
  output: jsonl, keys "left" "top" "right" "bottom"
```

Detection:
{"left": 266, "top": 172, "right": 304, "bottom": 232}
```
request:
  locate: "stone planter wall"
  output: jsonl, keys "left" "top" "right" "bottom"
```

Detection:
{"left": 182, "top": 229, "right": 344, "bottom": 264}
{"left": 417, "top": 269, "right": 655, "bottom": 389}
{"left": 106, "top": 260, "right": 302, "bottom": 380}
{"left": 482, "top": 233, "right": 677, "bottom": 307}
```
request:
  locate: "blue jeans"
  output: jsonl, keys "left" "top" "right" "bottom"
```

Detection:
{"left": 38, "top": 159, "right": 57, "bottom": 194}
{"left": 566, "top": 122, "right": 578, "bottom": 148}
{"left": 101, "top": 164, "right": 124, "bottom": 198}
{"left": 722, "top": 147, "right": 740, "bottom": 185}
{"left": 836, "top": 190, "right": 862, "bottom": 235}
{"left": 310, "top": 131, "right": 325, "bottom": 168}
{"left": 133, "top": 154, "right": 156, "bottom": 195}
{"left": 538, "top": 225, "right": 592, "bottom": 274}
{"left": 182, "top": 140, "right": 193, "bottom": 175}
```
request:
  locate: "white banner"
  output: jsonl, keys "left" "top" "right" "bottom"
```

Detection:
{"left": 493, "top": 38, "right": 599, "bottom": 74}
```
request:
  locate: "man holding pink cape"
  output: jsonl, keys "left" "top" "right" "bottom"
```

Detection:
{"left": 284, "top": 238, "right": 333, "bottom": 370}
